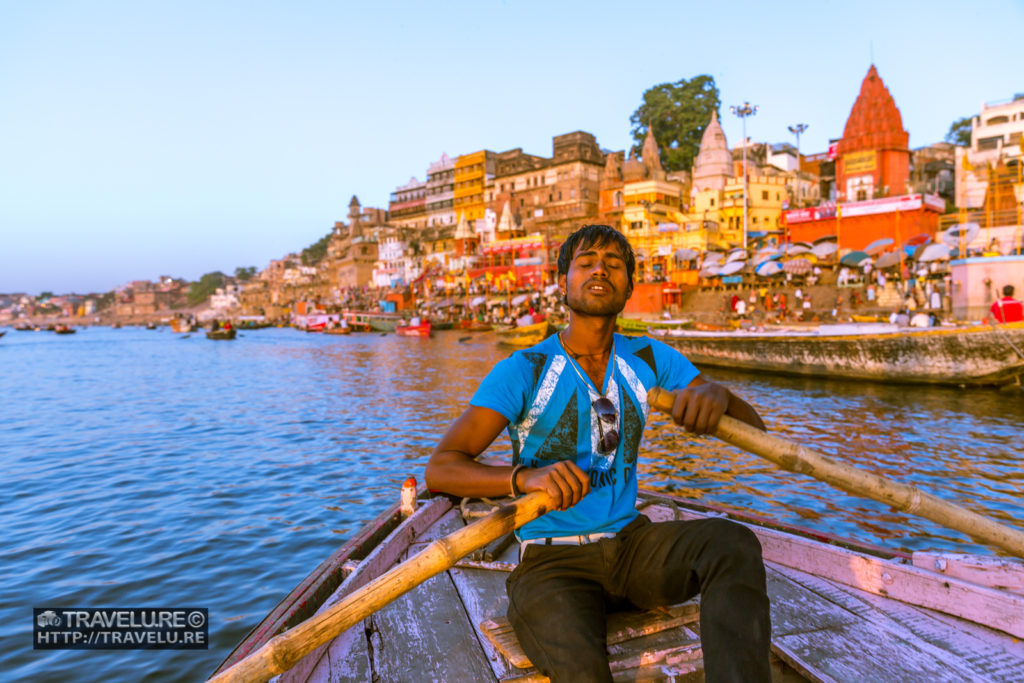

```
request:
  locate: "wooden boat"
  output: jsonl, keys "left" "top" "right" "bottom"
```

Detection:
{"left": 661, "top": 321, "right": 1024, "bottom": 387}
{"left": 213, "top": 486, "right": 1024, "bottom": 682}
{"left": 0, "top": 330, "right": 5, "bottom": 338}
{"left": 456, "top": 319, "right": 493, "bottom": 332}
{"left": 206, "top": 328, "right": 237, "bottom": 340}
{"left": 15, "top": 324, "right": 34, "bottom": 331}
{"left": 617, "top": 317, "right": 693, "bottom": 334}
{"left": 495, "top": 320, "right": 555, "bottom": 347}
{"left": 170, "top": 318, "right": 198, "bottom": 333}
{"left": 395, "top": 321, "right": 432, "bottom": 337}
{"left": 361, "top": 313, "right": 403, "bottom": 333}
{"left": 431, "top": 321, "right": 454, "bottom": 331}
{"left": 324, "top": 326, "right": 352, "bottom": 336}
{"left": 54, "top": 325, "right": 76, "bottom": 334}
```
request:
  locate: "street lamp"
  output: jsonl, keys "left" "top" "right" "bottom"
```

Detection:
{"left": 730, "top": 101, "right": 758, "bottom": 250}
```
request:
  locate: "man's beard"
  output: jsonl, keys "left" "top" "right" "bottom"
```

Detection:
{"left": 565, "top": 290, "right": 628, "bottom": 317}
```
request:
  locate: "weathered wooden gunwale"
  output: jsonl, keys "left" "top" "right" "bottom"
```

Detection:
{"left": 661, "top": 322, "right": 1024, "bottom": 386}
{"left": 212, "top": 489, "right": 1024, "bottom": 682}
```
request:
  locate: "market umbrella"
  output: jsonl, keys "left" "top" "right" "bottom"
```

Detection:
{"left": 813, "top": 234, "right": 838, "bottom": 244}
{"left": 783, "top": 258, "right": 812, "bottom": 275}
{"left": 906, "top": 234, "right": 931, "bottom": 247}
{"left": 726, "top": 249, "right": 748, "bottom": 263}
{"left": 786, "top": 244, "right": 812, "bottom": 256}
{"left": 840, "top": 250, "right": 871, "bottom": 267}
{"left": 755, "top": 260, "right": 783, "bottom": 277}
{"left": 917, "top": 243, "right": 953, "bottom": 262}
{"left": 699, "top": 265, "right": 722, "bottom": 278}
{"left": 864, "top": 237, "right": 895, "bottom": 256}
{"left": 755, "top": 246, "right": 779, "bottom": 257}
{"left": 702, "top": 251, "right": 724, "bottom": 265}
{"left": 811, "top": 242, "right": 838, "bottom": 259}
{"left": 941, "top": 223, "right": 980, "bottom": 248}
{"left": 470, "top": 296, "right": 486, "bottom": 307}
{"left": 543, "top": 283, "right": 559, "bottom": 296}
{"left": 874, "top": 251, "right": 901, "bottom": 269}
{"left": 675, "top": 248, "right": 699, "bottom": 261}
{"left": 510, "top": 294, "right": 529, "bottom": 306}
{"left": 719, "top": 261, "right": 745, "bottom": 275}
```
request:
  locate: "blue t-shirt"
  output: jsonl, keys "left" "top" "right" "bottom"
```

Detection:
{"left": 470, "top": 333, "right": 699, "bottom": 540}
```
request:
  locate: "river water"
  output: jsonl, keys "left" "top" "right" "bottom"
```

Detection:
{"left": 2, "top": 326, "right": 1021, "bottom": 682}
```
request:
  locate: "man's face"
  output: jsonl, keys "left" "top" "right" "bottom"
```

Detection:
{"left": 559, "top": 239, "right": 633, "bottom": 317}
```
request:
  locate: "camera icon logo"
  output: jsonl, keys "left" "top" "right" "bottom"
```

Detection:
{"left": 37, "top": 610, "right": 61, "bottom": 628}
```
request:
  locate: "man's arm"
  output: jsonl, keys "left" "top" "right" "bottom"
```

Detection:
{"left": 425, "top": 405, "right": 589, "bottom": 510}
{"left": 668, "top": 375, "right": 765, "bottom": 434}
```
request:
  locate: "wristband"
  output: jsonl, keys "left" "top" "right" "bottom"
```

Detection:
{"left": 510, "top": 464, "right": 526, "bottom": 497}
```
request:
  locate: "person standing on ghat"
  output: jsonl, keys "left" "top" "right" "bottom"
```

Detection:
{"left": 426, "top": 224, "right": 771, "bottom": 682}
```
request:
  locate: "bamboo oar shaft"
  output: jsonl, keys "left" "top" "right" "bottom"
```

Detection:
{"left": 209, "top": 491, "right": 553, "bottom": 683}
{"left": 647, "top": 386, "right": 1024, "bottom": 559}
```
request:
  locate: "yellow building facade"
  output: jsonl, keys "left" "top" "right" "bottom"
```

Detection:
{"left": 454, "top": 150, "right": 495, "bottom": 222}
{"left": 718, "top": 174, "right": 788, "bottom": 245}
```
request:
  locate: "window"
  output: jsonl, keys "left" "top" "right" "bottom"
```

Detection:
{"left": 570, "top": 188, "right": 576, "bottom": 199}
{"left": 630, "top": 221, "right": 643, "bottom": 231}
{"left": 614, "top": 191, "right": 623, "bottom": 207}
{"left": 978, "top": 136, "right": 1001, "bottom": 151}
{"left": 857, "top": 189, "right": 868, "bottom": 201}
{"left": 761, "top": 190, "right": 769, "bottom": 200}
{"left": 776, "top": 192, "right": 780, "bottom": 200}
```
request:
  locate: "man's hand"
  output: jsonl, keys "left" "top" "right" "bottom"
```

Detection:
{"left": 671, "top": 381, "right": 729, "bottom": 435}
{"left": 518, "top": 461, "right": 590, "bottom": 511}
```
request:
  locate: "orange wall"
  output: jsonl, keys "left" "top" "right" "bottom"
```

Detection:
{"left": 787, "top": 207, "right": 939, "bottom": 251}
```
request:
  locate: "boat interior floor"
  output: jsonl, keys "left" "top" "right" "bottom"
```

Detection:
{"left": 274, "top": 499, "right": 1024, "bottom": 683}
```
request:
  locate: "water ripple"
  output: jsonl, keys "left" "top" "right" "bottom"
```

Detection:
{"left": 1, "top": 327, "right": 1021, "bottom": 681}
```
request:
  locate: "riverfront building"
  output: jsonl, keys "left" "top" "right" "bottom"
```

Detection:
{"left": 783, "top": 65, "right": 944, "bottom": 251}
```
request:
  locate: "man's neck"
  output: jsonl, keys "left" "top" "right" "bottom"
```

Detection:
{"left": 562, "top": 313, "right": 616, "bottom": 358}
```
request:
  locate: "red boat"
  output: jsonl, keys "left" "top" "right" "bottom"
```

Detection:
{"left": 456, "top": 319, "right": 493, "bottom": 332}
{"left": 395, "top": 321, "right": 431, "bottom": 337}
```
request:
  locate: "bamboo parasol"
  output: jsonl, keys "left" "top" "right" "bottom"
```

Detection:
{"left": 646, "top": 386, "right": 1024, "bottom": 558}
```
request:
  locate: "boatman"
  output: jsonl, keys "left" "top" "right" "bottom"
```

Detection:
{"left": 991, "top": 285, "right": 1024, "bottom": 324}
{"left": 426, "top": 224, "right": 771, "bottom": 682}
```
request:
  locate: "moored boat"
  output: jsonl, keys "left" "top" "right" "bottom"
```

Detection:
{"left": 54, "top": 325, "right": 76, "bottom": 335}
{"left": 395, "top": 321, "right": 431, "bottom": 337}
{"left": 495, "top": 319, "right": 555, "bottom": 347}
{"left": 206, "top": 328, "right": 237, "bottom": 340}
{"left": 456, "top": 319, "right": 493, "bottom": 332}
{"left": 661, "top": 321, "right": 1024, "bottom": 387}
{"left": 324, "top": 326, "right": 352, "bottom": 335}
{"left": 213, "top": 485, "right": 1024, "bottom": 682}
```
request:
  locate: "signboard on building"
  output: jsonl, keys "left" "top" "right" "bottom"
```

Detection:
{"left": 783, "top": 194, "right": 940, "bottom": 224}
{"left": 827, "top": 143, "right": 838, "bottom": 160}
{"left": 843, "top": 150, "right": 877, "bottom": 174}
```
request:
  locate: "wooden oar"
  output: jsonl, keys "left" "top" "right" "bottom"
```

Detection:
{"left": 208, "top": 490, "right": 555, "bottom": 683}
{"left": 647, "top": 386, "right": 1024, "bottom": 558}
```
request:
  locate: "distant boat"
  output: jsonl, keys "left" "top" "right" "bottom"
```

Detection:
{"left": 0, "top": 330, "right": 6, "bottom": 338}
{"left": 54, "top": 325, "right": 76, "bottom": 335}
{"left": 170, "top": 319, "right": 198, "bottom": 333}
{"left": 495, "top": 319, "right": 555, "bottom": 347}
{"left": 325, "top": 326, "right": 352, "bottom": 336}
{"left": 661, "top": 321, "right": 1024, "bottom": 387}
{"left": 395, "top": 321, "right": 432, "bottom": 337}
{"left": 456, "top": 320, "right": 493, "bottom": 332}
{"left": 206, "top": 328, "right": 237, "bottom": 340}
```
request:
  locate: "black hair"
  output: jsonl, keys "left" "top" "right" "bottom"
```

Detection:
{"left": 557, "top": 224, "right": 636, "bottom": 283}
{"left": 1004, "top": 285, "right": 1015, "bottom": 297}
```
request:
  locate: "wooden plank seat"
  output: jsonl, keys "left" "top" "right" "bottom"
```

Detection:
{"left": 480, "top": 601, "right": 703, "bottom": 677}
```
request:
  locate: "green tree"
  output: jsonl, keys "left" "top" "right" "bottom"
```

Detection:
{"left": 301, "top": 233, "right": 331, "bottom": 266}
{"left": 37, "top": 291, "right": 54, "bottom": 301}
{"left": 630, "top": 75, "right": 721, "bottom": 173}
{"left": 234, "top": 266, "right": 258, "bottom": 281}
{"left": 945, "top": 116, "right": 972, "bottom": 146}
{"left": 187, "top": 271, "right": 225, "bottom": 305}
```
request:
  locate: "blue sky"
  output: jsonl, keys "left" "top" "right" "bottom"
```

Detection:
{"left": 2, "top": 0, "right": 1022, "bottom": 294}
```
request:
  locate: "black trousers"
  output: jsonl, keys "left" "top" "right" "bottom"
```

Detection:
{"left": 506, "top": 515, "right": 771, "bottom": 683}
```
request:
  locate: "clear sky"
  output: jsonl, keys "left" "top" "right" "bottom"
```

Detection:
{"left": 2, "top": 0, "right": 1022, "bottom": 295}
